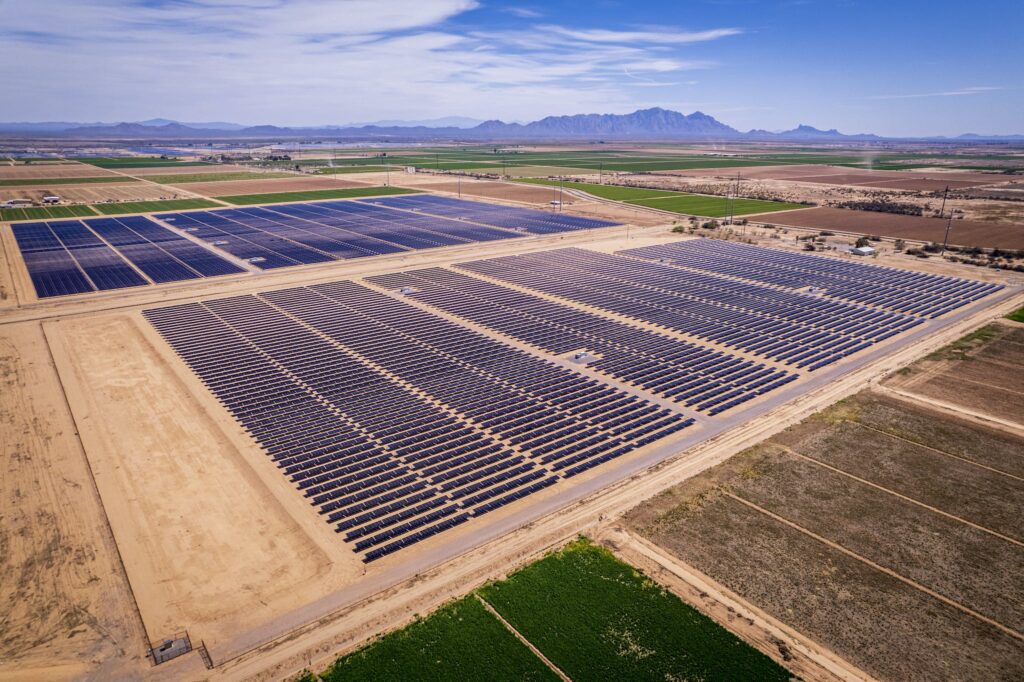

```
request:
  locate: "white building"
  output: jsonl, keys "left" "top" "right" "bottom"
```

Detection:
{"left": 850, "top": 246, "right": 876, "bottom": 256}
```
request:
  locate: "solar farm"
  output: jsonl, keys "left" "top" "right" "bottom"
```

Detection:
{"left": 0, "top": 180, "right": 1019, "bottom": 681}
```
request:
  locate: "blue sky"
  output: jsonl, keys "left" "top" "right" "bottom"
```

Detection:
{"left": 1, "top": 0, "right": 1021, "bottom": 135}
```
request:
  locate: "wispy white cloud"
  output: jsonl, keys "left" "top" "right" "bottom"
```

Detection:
{"left": 0, "top": 0, "right": 741, "bottom": 123}
{"left": 538, "top": 25, "right": 742, "bottom": 44}
{"left": 503, "top": 7, "right": 543, "bottom": 18}
{"left": 868, "top": 86, "right": 1003, "bottom": 100}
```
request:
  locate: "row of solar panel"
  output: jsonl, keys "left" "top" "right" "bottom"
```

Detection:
{"left": 11, "top": 216, "right": 245, "bottom": 298}
{"left": 156, "top": 195, "right": 621, "bottom": 271}
{"left": 457, "top": 248, "right": 924, "bottom": 371}
{"left": 622, "top": 240, "right": 1003, "bottom": 319}
{"left": 368, "top": 266, "right": 798, "bottom": 415}
{"left": 144, "top": 281, "right": 692, "bottom": 561}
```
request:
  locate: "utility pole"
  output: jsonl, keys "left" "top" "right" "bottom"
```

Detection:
{"left": 939, "top": 185, "right": 951, "bottom": 255}
{"left": 599, "top": 161, "right": 603, "bottom": 185}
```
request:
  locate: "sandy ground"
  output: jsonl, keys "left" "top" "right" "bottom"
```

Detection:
{"left": 748, "top": 207, "right": 1024, "bottom": 249}
{"left": 0, "top": 163, "right": 120, "bottom": 180}
{"left": 46, "top": 313, "right": 351, "bottom": 649}
{"left": 401, "top": 179, "right": 562, "bottom": 205}
{"left": 0, "top": 323, "right": 147, "bottom": 681}
{"left": 170, "top": 176, "right": 368, "bottom": 197}
{"left": 0, "top": 182, "right": 183, "bottom": 204}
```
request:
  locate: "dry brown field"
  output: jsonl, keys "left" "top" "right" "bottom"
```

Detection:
{"left": 752, "top": 206, "right": 1024, "bottom": 249}
{"left": 0, "top": 182, "right": 185, "bottom": 203}
{"left": 625, "top": 390, "right": 1024, "bottom": 681}
{"left": 122, "top": 164, "right": 253, "bottom": 176}
{"left": 174, "top": 175, "right": 368, "bottom": 197}
{"left": 884, "top": 322, "right": 1024, "bottom": 426}
{"left": 408, "top": 180, "right": 560, "bottom": 204}
{"left": 0, "top": 163, "right": 120, "bottom": 180}
{"left": 659, "top": 164, "right": 1010, "bottom": 189}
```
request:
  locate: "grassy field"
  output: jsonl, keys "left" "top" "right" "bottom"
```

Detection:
{"left": 216, "top": 186, "right": 419, "bottom": 205}
{"left": 0, "top": 204, "right": 99, "bottom": 221}
{"left": 90, "top": 198, "right": 222, "bottom": 214}
{"left": 139, "top": 172, "right": 295, "bottom": 183}
{"left": 516, "top": 179, "right": 677, "bottom": 201}
{"left": 516, "top": 178, "right": 806, "bottom": 216}
{"left": 1005, "top": 306, "right": 1024, "bottom": 323}
{"left": 75, "top": 157, "right": 211, "bottom": 169}
{"left": 627, "top": 194, "right": 808, "bottom": 217}
{"left": 479, "top": 538, "right": 792, "bottom": 682}
{"left": 319, "top": 596, "right": 557, "bottom": 682}
{"left": 0, "top": 176, "right": 139, "bottom": 187}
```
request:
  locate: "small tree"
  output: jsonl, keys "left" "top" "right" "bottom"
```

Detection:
{"left": 855, "top": 236, "right": 870, "bottom": 248}
{"left": 894, "top": 239, "right": 906, "bottom": 251}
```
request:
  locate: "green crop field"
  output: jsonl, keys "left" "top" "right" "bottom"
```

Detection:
{"left": 479, "top": 539, "right": 791, "bottom": 681}
{"left": 627, "top": 194, "right": 808, "bottom": 217}
{"left": 139, "top": 172, "right": 295, "bottom": 183}
{"left": 1, "top": 204, "right": 99, "bottom": 221}
{"left": 75, "top": 157, "right": 212, "bottom": 169}
{"left": 515, "top": 178, "right": 677, "bottom": 201}
{"left": 1006, "top": 306, "right": 1024, "bottom": 323}
{"left": 319, "top": 596, "right": 557, "bottom": 682}
{"left": 516, "top": 178, "right": 805, "bottom": 216}
{"left": 0, "top": 176, "right": 139, "bottom": 187}
{"left": 216, "top": 186, "right": 419, "bottom": 205}
{"left": 90, "top": 198, "right": 222, "bottom": 214}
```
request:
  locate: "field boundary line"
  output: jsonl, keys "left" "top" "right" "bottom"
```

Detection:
{"left": 474, "top": 594, "right": 573, "bottom": 682}
{"left": 724, "top": 492, "right": 1024, "bottom": 642}
{"left": 774, "top": 443, "right": 1024, "bottom": 547}
{"left": 600, "top": 526, "right": 873, "bottom": 682}
{"left": 846, "top": 420, "right": 1024, "bottom": 482}
{"left": 872, "top": 385, "right": 1024, "bottom": 432}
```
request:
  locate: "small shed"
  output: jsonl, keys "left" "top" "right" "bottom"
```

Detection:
{"left": 850, "top": 246, "right": 876, "bottom": 256}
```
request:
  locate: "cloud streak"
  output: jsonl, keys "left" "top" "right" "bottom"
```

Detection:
{"left": 868, "top": 86, "right": 1003, "bottom": 100}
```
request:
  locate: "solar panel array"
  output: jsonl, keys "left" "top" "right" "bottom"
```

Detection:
{"left": 157, "top": 196, "right": 620, "bottom": 270}
{"left": 369, "top": 267, "right": 796, "bottom": 416}
{"left": 145, "top": 282, "right": 691, "bottom": 562}
{"left": 621, "top": 240, "right": 1003, "bottom": 318}
{"left": 363, "top": 194, "right": 618, "bottom": 234}
{"left": 11, "top": 216, "right": 245, "bottom": 298}
{"left": 458, "top": 248, "right": 930, "bottom": 372}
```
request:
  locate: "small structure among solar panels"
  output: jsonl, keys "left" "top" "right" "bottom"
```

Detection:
{"left": 10, "top": 216, "right": 245, "bottom": 298}
{"left": 156, "top": 195, "right": 620, "bottom": 270}
{"left": 144, "top": 280, "right": 692, "bottom": 562}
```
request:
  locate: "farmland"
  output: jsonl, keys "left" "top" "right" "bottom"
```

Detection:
{"left": 0, "top": 176, "right": 140, "bottom": 186}
{"left": 626, "top": 387, "right": 1024, "bottom": 682}
{"left": 319, "top": 596, "right": 557, "bottom": 682}
{"left": 140, "top": 171, "right": 294, "bottom": 183}
{"left": 75, "top": 156, "right": 212, "bottom": 168}
{"left": 321, "top": 539, "right": 790, "bottom": 681}
{"left": 216, "top": 185, "right": 419, "bottom": 205}
{"left": 0, "top": 204, "right": 99, "bottom": 221}
{"left": 515, "top": 179, "right": 807, "bottom": 216}
{"left": 90, "top": 198, "right": 222, "bottom": 214}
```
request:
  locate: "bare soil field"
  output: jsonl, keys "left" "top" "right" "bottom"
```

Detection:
{"left": 46, "top": 313, "right": 349, "bottom": 650}
{"left": 885, "top": 323, "right": 1024, "bottom": 426}
{"left": 120, "top": 164, "right": 253, "bottom": 176}
{"left": 0, "top": 182, "right": 180, "bottom": 204}
{"left": 626, "top": 390, "right": 1024, "bottom": 681}
{"left": 750, "top": 206, "right": 1024, "bottom": 249}
{"left": 659, "top": 164, "right": 1010, "bottom": 189}
{"left": 0, "top": 323, "right": 146, "bottom": 681}
{"left": 0, "top": 163, "right": 120, "bottom": 180}
{"left": 174, "top": 175, "right": 368, "bottom": 197}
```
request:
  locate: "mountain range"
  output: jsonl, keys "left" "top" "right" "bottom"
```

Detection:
{"left": 0, "top": 108, "right": 1020, "bottom": 141}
